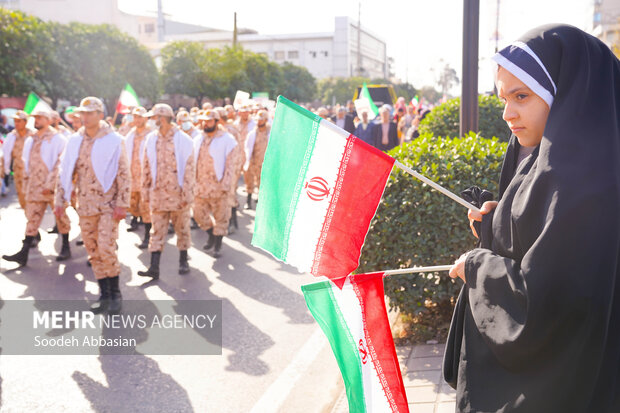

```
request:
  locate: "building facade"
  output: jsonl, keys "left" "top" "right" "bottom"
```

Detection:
{"left": 1, "top": 0, "right": 389, "bottom": 79}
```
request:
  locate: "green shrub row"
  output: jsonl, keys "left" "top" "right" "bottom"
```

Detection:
{"left": 358, "top": 133, "right": 507, "bottom": 315}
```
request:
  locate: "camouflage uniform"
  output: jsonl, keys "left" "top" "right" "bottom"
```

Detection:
{"left": 3, "top": 128, "right": 34, "bottom": 209}
{"left": 193, "top": 129, "right": 237, "bottom": 236}
{"left": 142, "top": 126, "right": 195, "bottom": 252}
{"left": 244, "top": 124, "right": 270, "bottom": 194}
{"left": 126, "top": 126, "right": 152, "bottom": 223}
{"left": 24, "top": 128, "right": 70, "bottom": 236}
{"left": 55, "top": 121, "right": 130, "bottom": 279}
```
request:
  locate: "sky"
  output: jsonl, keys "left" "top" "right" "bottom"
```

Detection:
{"left": 119, "top": 0, "right": 594, "bottom": 95}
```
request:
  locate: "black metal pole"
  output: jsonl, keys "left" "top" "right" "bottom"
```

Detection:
{"left": 460, "top": 0, "right": 479, "bottom": 137}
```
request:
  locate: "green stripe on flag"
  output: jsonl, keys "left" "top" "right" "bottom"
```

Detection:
{"left": 361, "top": 83, "right": 379, "bottom": 117}
{"left": 302, "top": 282, "right": 366, "bottom": 413}
{"left": 252, "top": 96, "right": 321, "bottom": 260}
{"left": 23, "top": 93, "right": 41, "bottom": 114}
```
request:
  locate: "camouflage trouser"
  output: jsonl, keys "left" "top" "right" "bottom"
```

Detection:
{"left": 194, "top": 196, "right": 231, "bottom": 236}
{"left": 244, "top": 163, "right": 263, "bottom": 194}
{"left": 14, "top": 171, "right": 26, "bottom": 209}
{"left": 129, "top": 191, "right": 151, "bottom": 223}
{"left": 149, "top": 209, "right": 191, "bottom": 252}
{"left": 25, "top": 201, "right": 70, "bottom": 236}
{"left": 79, "top": 214, "right": 120, "bottom": 279}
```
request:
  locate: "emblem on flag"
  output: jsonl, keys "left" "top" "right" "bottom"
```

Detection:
{"left": 358, "top": 339, "right": 368, "bottom": 364}
{"left": 305, "top": 177, "right": 330, "bottom": 201}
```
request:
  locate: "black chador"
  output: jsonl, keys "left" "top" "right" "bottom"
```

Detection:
{"left": 445, "top": 25, "right": 620, "bottom": 412}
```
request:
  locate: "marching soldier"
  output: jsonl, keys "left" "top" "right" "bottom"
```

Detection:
{"left": 194, "top": 109, "right": 237, "bottom": 258}
{"left": 139, "top": 103, "right": 195, "bottom": 278}
{"left": 216, "top": 107, "right": 241, "bottom": 233}
{"left": 3, "top": 110, "right": 35, "bottom": 211}
{"left": 54, "top": 97, "right": 130, "bottom": 314}
{"left": 233, "top": 105, "right": 255, "bottom": 209}
{"left": 2, "top": 109, "right": 71, "bottom": 265}
{"left": 177, "top": 111, "right": 202, "bottom": 139}
{"left": 243, "top": 110, "right": 270, "bottom": 209}
{"left": 124, "top": 107, "right": 152, "bottom": 246}
{"left": 51, "top": 111, "right": 73, "bottom": 137}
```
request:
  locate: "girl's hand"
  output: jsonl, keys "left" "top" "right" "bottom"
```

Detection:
{"left": 468, "top": 201, "right": 498, "bottom": 238}
{"left": 449, "top": 252, "right": 470, "bottom": 283}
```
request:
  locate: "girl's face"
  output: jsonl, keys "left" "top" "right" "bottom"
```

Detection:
{"left": 496, "top": 66, "right": 550, "bottom": 147}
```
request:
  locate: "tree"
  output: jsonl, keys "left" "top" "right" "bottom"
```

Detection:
{"left": 161, "top": 40, "right": 217, "bottom": 106}
{"left": 317, "top": 76, "right": 370, "bottom": 105}
{"left": 0, "top": 9, "right": 47, "bottom": 97}
{"left": 418, "top": 86, "right": 442, "bottom": 104}
{"left": 437, "top": 63, "right": 459, "bottom": 97}
{"left": 278, "top": 62, "right": 316, "bottom": 102}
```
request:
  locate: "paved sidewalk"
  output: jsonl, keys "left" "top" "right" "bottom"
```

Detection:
{"left": 331, "top": 343, "right": 456, "bottom": 413}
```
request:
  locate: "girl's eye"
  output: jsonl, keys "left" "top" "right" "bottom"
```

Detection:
{"left": 499, "top": 97, "right": 507, "bottom": 104}
{"left": 516, "top": 94, "right": 528, "bottom": 100}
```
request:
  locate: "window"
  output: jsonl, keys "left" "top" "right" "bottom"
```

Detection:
{"left": 322, "top": 51, "right": 329, "bottom": 57}
{"left": 287, "top": 50, "right": 299, "bottom": 59}
{"left": 274, "top": 51, "right": 285, "bottom": 60}
{"left": 309, "top": 51, "right": 317, "bottom": 58}
{"left": 145, "top": 23, "right": 155, "bottom": 34}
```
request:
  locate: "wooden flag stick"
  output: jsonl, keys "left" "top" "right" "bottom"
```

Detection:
{"left": 382, "top": 265, "right": 453, "bottom": 276}
{"left": 394, "top": 161, "right": 480, "bottom": 213}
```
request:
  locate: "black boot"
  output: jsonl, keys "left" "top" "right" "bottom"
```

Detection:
{"left": 2, "top": 235, "right": 33, "bottom": 266}
{"left": 138, "top": 251, "right": 161, "bottom": 279}
{"left": 31, "top": 231, "right": 41, "bottom": 248}
{"left": 138, "top": 223, "right": 151, "bottom": 249}
{"left": 90, "top": 278, "right": 110, "bottom": 314}
{"left": 210, "top": 235, "right": 223, "bottom": 258}
{"left": 245, "top": 193, "right": 253, "bottom": 210}
{"left": 47, "top": 224, "right": 58, "bottom": 234}
{"left": 76, "top": 237, "right": 84, "bottom": 246}
{"left": 56, "top": 233, "right": 72, "bottom": 261}
{"left": 179, "top": 250, "right": 190, "bottom": 274}
{"left": 108, "top": 275, "right": 122, "bottom": 314}
{"left": 203, "top": 228, "right": 215, "bottom": 250}
{"left": 191, "top": 217, "right": 199, "bottom": 230}
{"left": 168, "top": 223, "right": 174, "bottom": 234}
{"left": 228, "top": 207, "right": 238, "bottom": 234}
{"left": 126, "top": 216, "right": 139, "bottom": 232}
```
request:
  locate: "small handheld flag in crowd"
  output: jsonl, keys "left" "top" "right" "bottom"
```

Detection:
{"left": 116, "top": 83, "right": 140, "bottom": 115}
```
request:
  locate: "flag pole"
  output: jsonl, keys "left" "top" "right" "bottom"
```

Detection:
{"left": 382, "top": 265, "right": 453, "bottom": 276}
{"left": 394, "top": 161, "right": 481, "bottom": 213}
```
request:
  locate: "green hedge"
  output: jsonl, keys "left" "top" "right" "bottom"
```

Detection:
{"left": 418, "top": 95, "right": 511, "bottom": 141}
{"left": 358, "top": 133, "right": 507, "bottom": 315}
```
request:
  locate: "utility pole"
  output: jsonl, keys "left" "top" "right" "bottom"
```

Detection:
{"left": 233, "top": 12, "right": 238, "bottom": 48}
{"left": 460, "top": 0, "right": 479, "bottom": 137}
{"left": 157, "top": 0, "right": 165, "bottom": 43}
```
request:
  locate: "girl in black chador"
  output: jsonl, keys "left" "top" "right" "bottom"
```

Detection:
{"left": 447, "top": 24, "right": 620, "bottom": 412}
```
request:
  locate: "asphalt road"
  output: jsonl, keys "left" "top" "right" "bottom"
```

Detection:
{"left": 0, "top": 185, "right": 343, "bottom": 413}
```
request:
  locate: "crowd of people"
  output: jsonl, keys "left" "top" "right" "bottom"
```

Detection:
{"left": 304, "top": 98, "right": 431, "bottom": 152}
{"left": 0, "top": 97, "right": 271, "bottom": 315}
{"left": 0, "top": 93, "right": 429, "bottom": 316}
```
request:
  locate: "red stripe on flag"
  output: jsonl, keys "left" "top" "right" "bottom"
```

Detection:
{"left": 352, "top": 272, "right": 409, "bottom": 412}
{"left": 311, "top": 135, "right": 394, "bottom": 283}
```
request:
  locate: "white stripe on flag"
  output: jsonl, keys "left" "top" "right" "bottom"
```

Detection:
{"left": 286, "top": 121, "right": 348, "bottom": 272}
{"left": 331, "top": 278, "right": 393, "bottom": 412}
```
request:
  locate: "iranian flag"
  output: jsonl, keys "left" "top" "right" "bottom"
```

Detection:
{"left": 360, "top": 83, "right": 379, "bottom": 118}
{"left": 116, "top": 83, "right": 139, "bottom": 114}
{"left": 302, "top": 272, "right": 409, "bottom": 412}
{"left": 23, "top": 92, "right": 53, "bottom": 114}
{"left": 252, "top": 96, "right": 394, "bottom": 284}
